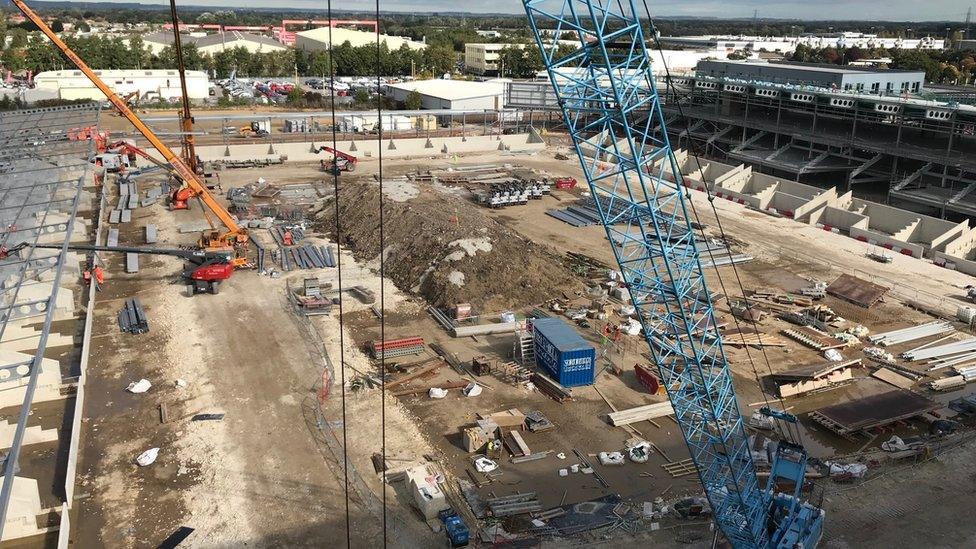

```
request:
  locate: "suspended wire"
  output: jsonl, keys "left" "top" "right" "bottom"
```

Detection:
{"left": 374, "top": 0, "right": 388, "bottom": 545}
{"left": 325, "top": 2, "right": 352, "bottom": 545}
{"left": 638, "top": 0, "right": 801, "bottom": 444}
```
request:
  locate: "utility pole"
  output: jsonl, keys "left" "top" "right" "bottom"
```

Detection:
{"left": 168, "top": 0, "right": 197, "bottom": 173}
{"left": 753, "top": 9, "right": 758, "bottom": 37}
{"left": 966, "top": 7, "right": 972, "bottom": 40}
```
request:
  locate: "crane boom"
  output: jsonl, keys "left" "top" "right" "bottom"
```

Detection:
{"left": 11, "top": 0, "right": 243, "bottom": 249}
{"left": 521, "top": 1, "right": 823, "bottom": 547}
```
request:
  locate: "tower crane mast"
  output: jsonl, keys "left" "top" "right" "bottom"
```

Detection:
{"left": 520, "top": 1, "right": 824, "bottom": 547}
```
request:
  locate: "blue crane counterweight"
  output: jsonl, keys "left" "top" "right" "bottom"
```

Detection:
{"left": 520, "top": 1, "right": 824, "bottom": 547}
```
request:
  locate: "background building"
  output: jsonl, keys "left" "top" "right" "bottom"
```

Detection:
{"left": 142, "top": 30, "right": 288, "bottom": 56}
{"left": 386, "top": 78, "right": 508, "bottom": 110}
{"left": 696, "top": 60, "right": 925, "bottom": 93}
{"left": 661, "top": 33, "right": 944, "bottom": 54}
{"left": 295, "top": 27, "right": 426, "bottom": 52}
{"left": 34, "top": 69, "right": 210, "bottom": 101}
{"left": 464, "top": 43, "right": 524, "bottom": 75}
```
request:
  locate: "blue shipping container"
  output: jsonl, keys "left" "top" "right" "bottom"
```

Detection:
{"left": 532, "top": 318, "right": 596, "bottom": 388}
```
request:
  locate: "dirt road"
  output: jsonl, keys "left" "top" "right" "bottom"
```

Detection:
{"left": 72, "top": 175, "right": 374, "bottom": 547}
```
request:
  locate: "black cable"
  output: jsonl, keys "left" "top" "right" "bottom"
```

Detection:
{"left": 639, "top": 0, "right": 801, "bottom": 444}
{"left": 374, "top": 2, "right": 388, "bottom": 546}
{"left": 325, "top": 3, "right": 351, "bottom": 546}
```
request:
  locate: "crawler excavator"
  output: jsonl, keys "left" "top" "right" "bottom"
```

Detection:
{"left": 12, "top": 0, "right": 249, "bottom": 268}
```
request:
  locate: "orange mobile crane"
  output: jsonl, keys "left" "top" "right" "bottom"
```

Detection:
{"left": 11, "top": 0, "right": 248, "bottom": 265}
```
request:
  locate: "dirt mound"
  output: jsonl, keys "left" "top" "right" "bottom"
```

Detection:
{"left": 318, "top": 180, "right": 581, "bottom": 311}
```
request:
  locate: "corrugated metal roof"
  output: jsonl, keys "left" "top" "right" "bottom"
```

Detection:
{"left": 388, "top": 78, "right": 510, "bottom": 102}
{"left": 533, "top": 318, "right": 591, "bottom": 352}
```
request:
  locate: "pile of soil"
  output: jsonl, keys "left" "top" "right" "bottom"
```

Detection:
{"left": 318, "top": 180, "right": 581, "bottom": 311}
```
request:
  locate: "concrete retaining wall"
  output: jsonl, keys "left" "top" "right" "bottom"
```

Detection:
{"left": 844, "top": 198, "right": 968, "bottom": 258}
{"left": 809, "top": 205, "right": 869, "bottom": 233}
{"left": 934, "top": 227, "right": 976, "bottom": 275}
{"left": 198, "top": 133, "right": 545, "bottom": 164}
{"left": 660, "top": 151, "right": 976, "bottom": 278}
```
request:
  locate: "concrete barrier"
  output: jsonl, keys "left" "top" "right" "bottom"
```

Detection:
{"left": 198, "top": 133, "right": 545, "bottom": 164}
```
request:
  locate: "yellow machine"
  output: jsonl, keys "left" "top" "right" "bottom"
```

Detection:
{"left": 12, "top": 0, "right": 249, "bottom": 265}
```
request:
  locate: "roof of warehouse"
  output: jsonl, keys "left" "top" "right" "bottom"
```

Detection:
{"left": 297, "top": 26, "right": 426, "bottom": 50}
{"left": 143, "top": 30, "right": 284, "bottom": 49}
{"left": 702, "top": 59, "right": 924, "bottom": 76}
{"left": 388, "top": 78, "right": 510, "bottom": 101}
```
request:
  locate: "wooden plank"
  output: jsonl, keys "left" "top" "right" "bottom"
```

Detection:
{"left": 508, "top": 431, "right": 531, "bottom": 457}
{"left": 391, "top": 380, "right": 467, "bottom": 397}
{"left": 871, "top": 367, "right": 915, "bottom": 390}
{"left": 384, "top": 359, "right": 445, "bottom": 390}
{"left": 607, "top": 402, "right": 675, "bottom": 426}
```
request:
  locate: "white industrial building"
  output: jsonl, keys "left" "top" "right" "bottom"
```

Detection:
{"left": 385, "top": 78, "right": 509, "bottom": 110}
{"left": 142, "top": 30, "right": 288, "bottom": 56}
{"left": 534, "top": 49, "right": 736, "bottom": 79}
{"left": 295, "top": 27, "right": 426, "bottom": 52}
{"left": 660, "top": 33, "right": 945, "bottom": 54}
{"left": 34, "top": 69, "right": 210, "bottom": 102}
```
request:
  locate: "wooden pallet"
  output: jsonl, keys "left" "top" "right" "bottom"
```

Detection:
{"left": 661, "top": 458, "right": 697, "bottom": 478}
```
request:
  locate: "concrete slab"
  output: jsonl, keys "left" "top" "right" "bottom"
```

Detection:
{"left": 145, "top": 224, "right": 157, "bottom": 244}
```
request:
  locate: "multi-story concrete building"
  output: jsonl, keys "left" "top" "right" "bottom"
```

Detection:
{"left": 464, "top": 43, "right": 524, "bottom": 76}
{"left": 696, "top": 60, "right": 925, "bottom": 94}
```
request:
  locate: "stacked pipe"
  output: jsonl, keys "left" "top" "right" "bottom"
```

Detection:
{"left": 904, "top": 337, "right": 976, "bottom": 361}
{"left": 868, "top": 321, "right": 954, "bottom": 347}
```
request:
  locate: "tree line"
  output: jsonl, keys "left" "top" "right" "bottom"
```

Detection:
{"left": 0, "top": 31, "right": 458, "bottom": 79}
{"left": 790, "top": 44, "right": 976, "bottom": 85}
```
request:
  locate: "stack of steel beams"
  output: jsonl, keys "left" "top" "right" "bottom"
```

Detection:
{"left": 369, "top": 337, "right": 425, "bottom": 359}
{"left": 868, "top": 321, "right": 954, "bottom": 347}
{"left": 117, "top": 298, "right": 149, "bottom": 334}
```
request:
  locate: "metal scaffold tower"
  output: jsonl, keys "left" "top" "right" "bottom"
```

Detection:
{"left": 521, "top": 1, "right": 823, "bottom": 547}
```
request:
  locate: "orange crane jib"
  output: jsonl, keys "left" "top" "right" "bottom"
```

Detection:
{"left": 11, "top": 0, "right": 246, "bottom": 255}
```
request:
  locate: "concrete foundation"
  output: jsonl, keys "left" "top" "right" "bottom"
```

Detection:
{"left": 0, "top": 350, "right": 65, "bottom": 408}
{"left": 0, "top": 476, "right": 45, "bottom": 541}
{"left": 0, "top": 419, "right": 58, "bottom": 450}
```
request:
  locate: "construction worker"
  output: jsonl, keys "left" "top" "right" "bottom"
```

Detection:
{"left": 283, "top": 230, "right": 293, "bottom": 247}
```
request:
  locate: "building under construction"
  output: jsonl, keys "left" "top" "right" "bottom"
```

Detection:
{"left": 507, "top": 61, "right": 976, "bottom": 220}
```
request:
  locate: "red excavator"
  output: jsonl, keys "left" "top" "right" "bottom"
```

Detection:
{"left": 5, "top": 242, "right": 234, "bottom": 296}
{"left": 314, "top": 146, "right": 358, "bottom": 175}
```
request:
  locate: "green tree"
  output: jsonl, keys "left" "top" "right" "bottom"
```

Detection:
{"left": 353, "top": 88, "right": 369, "bottom": 104}
{"left": 308, "top": 51, "right": 333, "bottom": 77}
{"left": 9, "top": 29, "right": 28, "bottom": 49}
{"left": 286, "top": 86, "right": 304, "bottom": 105}
{"left": 498, "top": 45, "right": 543, "bottom": 78}
{"left": 51, "top": 20, "right": 64, "bottom": 33}
{"left": 422, "top": 45, "right": 456, "bottom": 77}
{"left": 1, "top": 49, "right": 25, "bottom": 73}
{"left": 404, "top": 89, "right": 422, "bottom": 110}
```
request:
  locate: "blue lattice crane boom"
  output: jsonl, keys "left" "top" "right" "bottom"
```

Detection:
{"left": 520, "top": 1, "right": 824, "bottom": 547}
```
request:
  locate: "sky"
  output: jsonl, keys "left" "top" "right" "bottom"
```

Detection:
{"left": 72, "top": 0, "right": 969, "bottom": 22}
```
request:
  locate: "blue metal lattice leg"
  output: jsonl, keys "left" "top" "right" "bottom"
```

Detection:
{"left": 522, "top": 1, "right": 769, "bottom": 547}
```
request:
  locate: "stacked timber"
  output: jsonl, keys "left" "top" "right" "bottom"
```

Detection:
{"left": 607, "top": 401, "right": 675, "bottom": 426}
